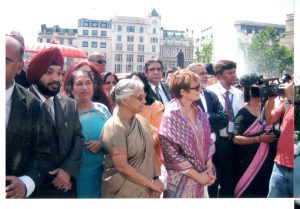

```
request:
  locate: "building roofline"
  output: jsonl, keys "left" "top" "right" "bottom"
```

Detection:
{"left": 234, "top": 20, "right": 285, "bottom": 28}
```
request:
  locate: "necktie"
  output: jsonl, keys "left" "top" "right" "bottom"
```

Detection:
{"left": 44, "top": 99, "right": 55, "bottom": 124}
{"left": 155, "top": 86, "right": 163, "bottom": 103}
{"left": 224, "top": 91, "right": 234, "bottom": 121}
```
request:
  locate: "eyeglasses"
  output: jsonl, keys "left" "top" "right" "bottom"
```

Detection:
{"left": 96, "top": 60, "right": 106, "bottom": 65}
{"left": 189, "top": 84, "right": 201, "bottom": 91}
{"left": 6, "top": 58, "right": 22, "bottom": 66}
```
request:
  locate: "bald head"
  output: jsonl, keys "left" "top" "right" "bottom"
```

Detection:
{"left": 88, "top": 52, "right": 106, "bottom": 74}
{"left": 6, "top": 36, "right": 23, "bottom": 60}
{"left": 6, "top": 36, "right": 24, "bottom": 89}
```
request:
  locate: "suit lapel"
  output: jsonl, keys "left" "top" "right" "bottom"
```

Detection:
{"left": 54, "top": 95, "right": 65, "bottom": 128}
{"left": 6, "top": 86, "right": 27, "bottom": 146}
{"left": 204, "top": 90, "right": 212, "bottom": 112}
{"left": 54, "top": 95, "right": 68, "bottom": 153}
{"left": 29, "top": 86, "right": 55, "bottom": 126}
{"left": 160, "top": 82, "right": 171, "bottom": 101}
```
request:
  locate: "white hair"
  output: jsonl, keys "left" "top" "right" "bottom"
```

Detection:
{"left": 111, "top": 79, "right": 144, "bottom": 104}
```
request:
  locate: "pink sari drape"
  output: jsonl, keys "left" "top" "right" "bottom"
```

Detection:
{"left": 234, "top": 119, "right": 272, "bottom": 197}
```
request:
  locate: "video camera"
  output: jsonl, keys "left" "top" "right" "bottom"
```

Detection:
{"left": 251, "top": 74, "right": 292, "bottom": 98}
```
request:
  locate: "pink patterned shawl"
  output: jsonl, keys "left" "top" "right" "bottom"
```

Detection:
{"left": 159, "top": 98, "right": 215, "bottom": 198}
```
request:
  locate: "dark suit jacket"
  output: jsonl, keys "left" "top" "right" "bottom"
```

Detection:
{"left": 195, "top": 89, "right": 228, "bottom": 133}
{"left": 6, "top": 84, "right": 50, "bottom": 190}
{"left": 149, "top": 81, "right": 173, "bottom": 104}
{"left": 29, "top": 87, "right": 84, "bottom": 197}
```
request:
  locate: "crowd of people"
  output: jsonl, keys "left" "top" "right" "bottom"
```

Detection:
{"left": 5, "top": 31, "right": 297, "bottom": 199}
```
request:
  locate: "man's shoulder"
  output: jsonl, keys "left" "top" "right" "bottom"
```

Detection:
{"left": 231, "top": 86, "right": 244, "bottom": 96}
{"left": 57, "top": 93, "right": 76, "bottom": 103}
{"left": 14, "top": 84, "right": 42, "bottom": 106}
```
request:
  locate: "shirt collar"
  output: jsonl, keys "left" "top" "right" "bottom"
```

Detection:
{"left": 217, "top": 82, "right": 234, "bottom": 95}
{"left": 6, "top": 80, "right": 15, "bottom": 104}
{"left": 32, "top": 85, "right": 54, "bottom": 103}
{"left": 150, "top": 82, "right": 162, "bottom": 90}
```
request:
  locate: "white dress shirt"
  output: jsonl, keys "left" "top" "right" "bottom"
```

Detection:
{"left": 207, "top": 82, "right": 245, "bottom": 137}
{"left": 150, "top": 83, "right": 169, "bottom": 106}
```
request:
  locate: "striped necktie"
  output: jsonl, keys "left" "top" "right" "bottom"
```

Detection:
{"left": 224, "top": 91, "right": 234, "bottom": 121}
{"left": 155, "top": 86, "right": 163, "bottom": 103}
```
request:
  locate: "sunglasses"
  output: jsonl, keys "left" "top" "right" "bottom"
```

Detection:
{"left": 96, "top": 60, "right": 106, "bottom": 64}
{"left": 189, "top": 84, "right": 201, "bottom": 91}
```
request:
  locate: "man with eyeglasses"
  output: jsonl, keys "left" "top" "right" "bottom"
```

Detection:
{"left": 6, "top": 35, "right": 50, "bottom": 198}
{"left": 88, "top": 52, "right": 106, "bottom": 74}
{"left": 187, "top": 62, "right": 228, "bottom": 141}
{"left": 206, "top": 60, "right": 244, "bottom": 198}
{"left": 144, "top": 58, "right": 173, "bottom": 106}
{"left": 7, "top": 31, "right": 31, "bottom": 88}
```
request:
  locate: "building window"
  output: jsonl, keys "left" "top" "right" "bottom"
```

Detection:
{"left": 139, "top": 37, "right": 144, "bottom": 43}
{"left": 138, "top": 45, "right": 144, "bottom": 52}
{"left": 47, "top": 38, "right": 51, "bottom": 43}
{"left": 82, "top": 41, "right": 88, "bottom": 47}
{"left": 92, "top": 30, "right": 98, "bottom": 36}
{"left": 59, "top": 39, "right": 64, "bottom": 44}
{"left": 68, "top": 39, "right": 73, "bottom": 45}
{"left": 115, "top": 54, "right": 122, "bottom": 62}
{"left": 140, "top": 26, "right": 144, "bottom": 33}
{"left": 126, "top": 26, "right": 135, "bottom": 33}
{"left": 151, "top": 37, "right": 158, "bottom": 43}
{"left": 83, "top": 30, "right": 89, "bottom": 35}
{"left": 127, "top": 36, "right": 134, "bottom": 42}
{"left": 39, "top": 39, "right": 43, "bottom": 43}
{"left": 127, "top": 44, "right": 134, "bottom": 51}
{"left": 117, "top": 25, "right": 122, "bottom": 32}
{"left": 137, "top": 65, "right": 144, "bottom": 72}
{"left": 92, "top": 22, "right": 98, "bottom": 27}
{"left": 137, "top": 55, "right": 144, "bottom": 63}
{"left": 152, "top": 45, "right": 156, "bottom": 52}
{"left": 100, "top": 42, "right": 106, "bottom": 48}
{"left": 100, "top": 22, "right": 107, "bottom": 28}
{"left": 101, "top": 31, "right": 107, "bottom": 37}
{"left": 83, "top": 21, "right": 89, "bottom": 27}
{"left": 126, "top": 64, "right": 133, "bottom": 73}
{"left": 117, "top": 35, "right": 122, "bottom": 42}
{"left": 153, "top": 28, "right": 156, "bottom": 34}
{"left": 126, "top": 54, "right": 133, "bottom": 62}
{"left": 91, "top": 41, "right": 97, "bottom": 48}
{"left": 115, "top": 64, "right": 122, "bottom": 73}
{"left": 116, "top": 43, "right": 123, "bottom": 51}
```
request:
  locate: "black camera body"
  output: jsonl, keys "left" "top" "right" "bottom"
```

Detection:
{"left": 251, "top": 74, "right": 291, "bottom": 98}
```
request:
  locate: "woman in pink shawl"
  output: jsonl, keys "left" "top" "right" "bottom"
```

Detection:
{"left": 233, "top": 73, "right": 277, "bottom": 197}
{"left": 159, "top": 70, "right": 216, "bottom": 198}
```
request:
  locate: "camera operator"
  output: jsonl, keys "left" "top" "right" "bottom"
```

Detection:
{"left": 265, "top": 80, "right": 294, "bottom": 198}
{"left": 232, "top": 73, "right": 277, "bottom": 198}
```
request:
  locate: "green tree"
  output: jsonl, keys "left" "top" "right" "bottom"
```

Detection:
{"left": 195, "top": 41, "right": 213, "bottom": 63}
{"left": 246, "top": 27, "right": 293, "bottom": 77}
